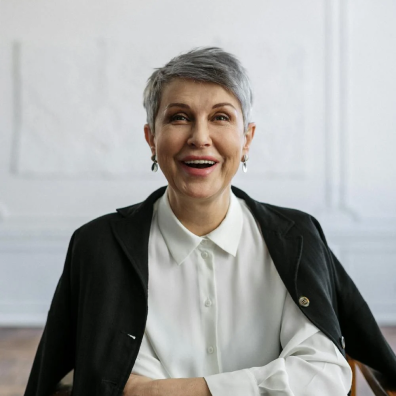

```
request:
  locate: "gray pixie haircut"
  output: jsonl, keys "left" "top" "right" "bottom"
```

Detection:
{"left": 143, "top": 47, "right": 253, "bottom": 133}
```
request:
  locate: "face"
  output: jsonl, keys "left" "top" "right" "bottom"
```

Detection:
{"left": 145, "top": 79, "right": 255, "bottom": 203}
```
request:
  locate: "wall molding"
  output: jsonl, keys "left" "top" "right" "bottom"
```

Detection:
{"left": 320, "top": 0, "right": 358, "bottom": 224}
{"left": 0, "top": 202, "right": 9, "bottom": 222}
{"left": 10, "top": 41, "right": 21, "bottom": 175}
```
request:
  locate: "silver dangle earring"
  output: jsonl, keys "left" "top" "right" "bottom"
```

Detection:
{"left": 242, "top": 154, "right": 249, "bottom": 173}
{"left": 151, "top": 154, "right": 158, "bottom": 172}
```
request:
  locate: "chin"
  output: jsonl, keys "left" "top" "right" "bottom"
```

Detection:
{"left": 180, "top": 183, "right": 227, "bottom": 201}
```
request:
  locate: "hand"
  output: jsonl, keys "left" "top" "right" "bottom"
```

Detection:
{"left": 123, "top": 374, "right": 158, "bottom": 396}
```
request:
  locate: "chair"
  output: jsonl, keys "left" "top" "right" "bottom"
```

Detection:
{"left": 347, "top": 355, "right": 396, "bottom": 396}
{"left": 51, "top": 371, "right": 73, "bottom": 396}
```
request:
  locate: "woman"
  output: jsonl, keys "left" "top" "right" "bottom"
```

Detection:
{"left": 25, "top": 48, "right": 396, "bottom": 396}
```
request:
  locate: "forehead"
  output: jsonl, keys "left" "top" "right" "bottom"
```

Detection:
{"left": 159, "top": 78, "right": 242, "bottom": 111}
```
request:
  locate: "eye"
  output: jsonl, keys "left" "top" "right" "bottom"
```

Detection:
{"left": 170, "top": 113, "right": 189, "bottom": 122}
{"left": 214, "top": 114, "right": 230, "bottom": 122}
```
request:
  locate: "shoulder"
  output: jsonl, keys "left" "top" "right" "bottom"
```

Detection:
{"left": 264, "top": 202, "right": 315, "bottom": 223}
{"left": 71, "top": 203, "right": 142, "bottom": 251}
{"left": 265, "top": 202, "right": 324, "bottom": 233}
{"left": 266, "top": 202, "right": 330, "bottom": 247}
{"left": 69, "top": 187, "right": 167, "bottom": 253}
{"left": 232, "top": 186, "right": 326, "bottom": 242}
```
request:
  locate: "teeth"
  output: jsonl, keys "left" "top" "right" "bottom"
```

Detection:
{"left": 184, "top": 160, "right": 215, "bottom": 164}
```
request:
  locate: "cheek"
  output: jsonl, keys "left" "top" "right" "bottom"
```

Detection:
{"left": 156, "top": 134, "right": 183, "bottom": 162}
{"left": 221, "top": 137, "right": 244, "bottom": 159}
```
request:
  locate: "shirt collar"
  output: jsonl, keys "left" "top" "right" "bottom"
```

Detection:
{"left": 157, "top": 188, "right": 243, "bottom": 265}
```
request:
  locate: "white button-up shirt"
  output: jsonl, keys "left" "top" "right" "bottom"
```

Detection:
{"left": 132, "top": 189, "right": 352, "bottom": 395}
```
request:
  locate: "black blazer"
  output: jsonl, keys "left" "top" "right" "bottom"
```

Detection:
{"left": 25, "top": 186, "right": 396, "bottom": 396}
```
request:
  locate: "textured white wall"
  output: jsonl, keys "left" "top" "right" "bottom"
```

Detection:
{"left": 0, "top": 0, "right": 395, "bottom": 325}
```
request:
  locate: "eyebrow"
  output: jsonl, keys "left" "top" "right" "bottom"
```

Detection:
{"left": 165, "top": 103, "right": 190, "bottom": 110}
{"left": 164, "top": 102, "right": 237, "bottom": 110}
{"left": 212, "top": 102, "right": 237, "bottom": 110}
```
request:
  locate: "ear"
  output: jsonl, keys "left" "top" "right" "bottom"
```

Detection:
{"left": 144, "top": 124, "right": 156, "bottom": 155}
{"left": 242, "top": 122, "right": 256, "bottom": 157}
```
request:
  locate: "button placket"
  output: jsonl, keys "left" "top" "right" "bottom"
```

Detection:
{"left": 207, "top": 346, "right": 215, "bottom": 354}
{"left": 196, "top": 244, "right": 220, "bottom": 373}
{"left": 201, "top": 250, "right": 209, "bottom": 259}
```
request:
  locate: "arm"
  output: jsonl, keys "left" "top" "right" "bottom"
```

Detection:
{"left": 204, "top": 293, "right": 351, "bottom": 396}
{"left": 25, "top": 232, "right": 78, "bottom": 396}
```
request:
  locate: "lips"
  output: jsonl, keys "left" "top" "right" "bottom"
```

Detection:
{"left": 181, "top": 156, "right": 218, "bottom": 168}
{"left": 180, "top": 156, "right": 219, "bottom": 176}
{"left": 183, "top": 159, "right": 216, "bottom": 169}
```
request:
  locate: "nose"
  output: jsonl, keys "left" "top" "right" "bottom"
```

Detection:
{"left": 187, "top": 120, "right": 211, "bottom": 148}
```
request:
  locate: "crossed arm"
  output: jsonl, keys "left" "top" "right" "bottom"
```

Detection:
{"left": 123, "top": 294, "right": 352, "bottom": 396}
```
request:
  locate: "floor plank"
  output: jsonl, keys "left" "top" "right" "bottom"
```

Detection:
{"left": 0, "top": 327, "right": 395, "bottom": 395}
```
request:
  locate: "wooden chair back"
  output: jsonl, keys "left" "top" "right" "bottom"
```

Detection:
{"left": 347, "top": 355, "right": 396, "bottom": 396}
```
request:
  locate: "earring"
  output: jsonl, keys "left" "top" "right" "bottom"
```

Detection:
{"left": 151, "top": 154, "right": 158, "bottom": 172}
{"left": 242, "top": 154, "right": 249, "bottom": 173}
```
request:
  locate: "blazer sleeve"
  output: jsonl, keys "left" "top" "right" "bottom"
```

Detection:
{"left": 24, "top": 231, "right": 78, "bottom": 396}
{"left": 330, "top": 249, "right": 396, "bottom": 385}
{"left": 310, "top": 216, "right": 396, "bottom": 386}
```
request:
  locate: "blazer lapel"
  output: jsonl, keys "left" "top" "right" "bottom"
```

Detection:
{"left": 231, "top": 186, "right": 304, "bottom": 301}
{"left": 110, "top": 187, "right": 167, "bottom": 296}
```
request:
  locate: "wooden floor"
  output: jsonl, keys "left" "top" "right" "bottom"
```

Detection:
{"left": 1, "top": 327, "right": 395, "bottom": 395}
{"left": 0, "top": 328, "right": 43, "bottom": 396}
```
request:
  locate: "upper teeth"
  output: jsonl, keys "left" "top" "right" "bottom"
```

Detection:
{"left": 184, "top": 160, "right": 215, "bottom": 164}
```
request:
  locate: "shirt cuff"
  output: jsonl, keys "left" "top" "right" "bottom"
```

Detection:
{"left": 204, "top": 368, "right": 260, "bottom": 396}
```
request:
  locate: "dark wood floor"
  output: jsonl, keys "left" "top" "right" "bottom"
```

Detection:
{"left": 1, "top": 327, "right": 396, "bottom": 396}
{"left": 0, "top": 328, "right": 43, "bottom": 396}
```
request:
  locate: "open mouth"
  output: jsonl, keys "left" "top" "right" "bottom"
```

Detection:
{"left": 183, "top": 160, "right": 216, "bottom": 169}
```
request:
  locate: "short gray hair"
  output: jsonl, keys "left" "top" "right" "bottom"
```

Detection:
{"left": 143, "top": 47, "right": 253, "bottom": 133}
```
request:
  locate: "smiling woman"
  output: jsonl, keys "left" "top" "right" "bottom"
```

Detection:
{"left": 25, "top": 48, "right": 396, "bottom": 396}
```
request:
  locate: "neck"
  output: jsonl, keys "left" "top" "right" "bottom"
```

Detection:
{"left": 167, "top": 187, "right": 231, "bottom": 236}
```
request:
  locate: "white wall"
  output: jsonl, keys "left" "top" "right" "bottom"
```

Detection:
{"left": 0, "top": 0, "right": 395, "bottom": 326}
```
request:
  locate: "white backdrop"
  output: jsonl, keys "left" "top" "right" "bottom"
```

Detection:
{"left": 0, "top": 0, "right": 395, "bottom": 325}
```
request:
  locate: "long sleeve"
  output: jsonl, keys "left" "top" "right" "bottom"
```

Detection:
{"left": 204, "top": 293, "right": 352, "bottom": 396}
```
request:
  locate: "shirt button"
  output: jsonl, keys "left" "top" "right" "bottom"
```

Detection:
{"left": 201, "top": 251, "right": 209, "bottom": 259}
{"left": 207, "top": 346, "right": 214, "bottom": 354}
{"left": 204, "top": 298, "right": 212, "bottom": 307}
